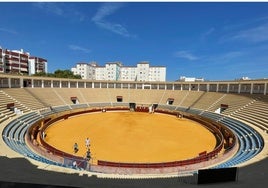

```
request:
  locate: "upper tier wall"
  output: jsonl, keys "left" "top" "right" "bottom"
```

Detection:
{"left": 0, "top": 74, "right": 267, "bottom": 95}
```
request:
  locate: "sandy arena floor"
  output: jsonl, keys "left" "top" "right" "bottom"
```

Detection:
{"left": 45, "top": 112, "right": 216, "bottom": 164}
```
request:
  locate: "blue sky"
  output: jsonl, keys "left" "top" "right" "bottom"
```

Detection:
{"left": 1, "top": 2, "right": 268, "bottom": 81}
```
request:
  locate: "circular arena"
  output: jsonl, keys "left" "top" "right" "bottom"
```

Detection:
{"left": 1, "top": 75, "right": 268, "bottom": 187}
{"left": 45, "top": 111, "right": 217, "bottom": 163}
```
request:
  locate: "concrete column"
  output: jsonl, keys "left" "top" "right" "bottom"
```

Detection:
{"left": 20, "top": 78, "right": 24, "bottom": 88}
{"left": 8, "top": 77, "right": 11, "bottom": 88}
{"left": 250, "top": 83, "right": 253, "bottom": 94}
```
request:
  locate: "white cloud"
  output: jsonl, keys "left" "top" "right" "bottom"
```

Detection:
{"left": 92, "top": 3, "right": 124, "bottom": 22}
{"left": 231, "top": 23, "right": 268, "bottom": 43}
{"left": 68, "top": 45, "right": 91, "bottom": 54}
{"left": 34, "top": 2, "right": 64, "bottom": 16}
{"left": 174, "top": 50, "right": 199, "bottom": 61}
{"left": 221, "top": 16, "right": 268, "bottom": 43}
{"left": 33, "top": 3, "right": 85, "bottom": 22}
{"left": 0, "top": 27, "right": 17, "bottom": 35}
{"left": 200, "top": 27, "right": 215, "bottom": 40}
{"left": 215, "top": 51, "right": 243, "bottom": 61}
{"left": 92, "top": 3, "right": 135, "bottom": 38}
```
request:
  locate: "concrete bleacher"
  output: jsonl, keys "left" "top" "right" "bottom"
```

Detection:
{"left": 53, "top": 88, "right": 88, "bottom": 104}
{"left": 0, "top": 91, "right": 17, "bottom": 123}
{"left": 230, "top": 95, "right": 268, "bottom": 132}
{"left": 24, "top": 88, "right": 65, "bottom": 107}
{"left": 80, "top": 88, "right": 111, "bottom": 103}
{"left": 214, "top": 94, "right": 257, "bottom": 115}
{"left": 191, "top": 92, "right": 226, "bottom": 112}
{"left": 107, "top": 88, "right": 132, "bottom": 103}
{"left": 2, "top": 88, "right": 46, "bottom": 111}
{"left": 0, "top": 89, "right": 31, "bottom": 113}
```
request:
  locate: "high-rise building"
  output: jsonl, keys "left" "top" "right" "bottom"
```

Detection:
{"left": 71, "top": 61, "right": 166, "bottom": 81}
{"left": 0, "top": 47, "right": 47, "bottom": 75}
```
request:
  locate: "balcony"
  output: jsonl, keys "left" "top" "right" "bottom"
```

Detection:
{"left": 11, "top": 66, "right": 19, "bottom": 70}
{"left": 11, "top": 57, "right": 19, "bottom": 61}
{"left": 20, "top": 67, "right": 28, "bottom": 72}
{"left": 20, "top": 62, "right": 28, "bottom": 67}
{"left": 10, "top": 52, "right": 19, "bottom": 57}
{"left": 11, "top": 64, "right": 20, "bottom": 68}
{"left": 20, "top": 64, "right": 28, "bottom": 69}
{"left": 20, "top": 54, "right": 28, "bottom": 58}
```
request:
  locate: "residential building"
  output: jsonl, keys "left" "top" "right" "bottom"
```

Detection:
{"left": 120, "top": 66, "right": 137, "bottom": 81}
{"left": 71, "top": 61, "right": 166, "bottom": 81}
{"left": 0, "top": 47, "right": 47, "bottom": 75}
{"left": 105, "top": 62, "right": 122, "bottom": 81}
{"left": 29, "top": 57, "right": 48, "bottom": 75}
{"left": 71, "top": 63, "right": 90, "bottom": 80}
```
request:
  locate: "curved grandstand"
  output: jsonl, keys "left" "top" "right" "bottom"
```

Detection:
{"left": 0, "top": 74, "right": 268, "bottom": 187}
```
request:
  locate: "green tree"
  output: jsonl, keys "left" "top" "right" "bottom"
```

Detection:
{"left": 32, "top": 69, "right": 81, "bottom": 79}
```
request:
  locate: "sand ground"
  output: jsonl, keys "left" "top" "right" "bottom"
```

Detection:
{"left": 45, "top": 112, "right": 216, "bottom": 164}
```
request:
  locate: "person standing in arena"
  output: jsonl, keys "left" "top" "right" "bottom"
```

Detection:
{"left": 85, "top": 137, "right": 90, "bottom": 149}
{"left": 73, "top": 143, "right": 79, "bottom": 153}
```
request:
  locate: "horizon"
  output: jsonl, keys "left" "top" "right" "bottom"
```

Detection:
{"left": 1, "top": 2, "right": 268, "bottom": 81}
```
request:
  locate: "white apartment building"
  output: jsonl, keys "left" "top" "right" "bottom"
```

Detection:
{"left": 120, "top": 66, "right": 137, "bottom": 81}
{"left": 71, "top": 63, "right": 89, "bottom": 79}
{"left": 71, "top": 61, "right": 166, "bottom": 81}
{"left": 105, "top": 62, "right": 121, "bottom": 81}
{"left": 71, "top": 62, "right": 97, "bottom": 80}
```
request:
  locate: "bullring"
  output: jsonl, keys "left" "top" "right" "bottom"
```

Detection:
{"left": 0, "top": 74, "right": 268, "bottom": 187}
